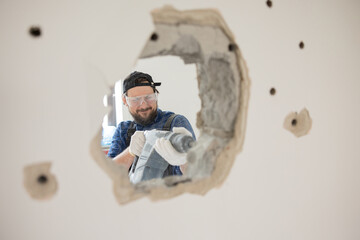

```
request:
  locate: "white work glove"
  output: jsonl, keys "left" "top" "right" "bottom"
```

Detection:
{"left": 129, "top": 131, "right": 145, "bottom": 157}
{"left": 154, "top": 127, "right": 193, "bottom": 166}
{"left": 172, "top": 127, "right": 193, "bottom": 137}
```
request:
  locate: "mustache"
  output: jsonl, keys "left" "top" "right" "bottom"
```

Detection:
{"left": 136, "top": 107, "right": 152, "bottom": 113}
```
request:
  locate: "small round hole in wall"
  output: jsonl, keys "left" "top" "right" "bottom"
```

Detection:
{"left": 270, "top": 87, "right": 276, "bottom": 96}
{"left": 29, "top": 26, "right": 41, "bottom": 37}
{"left": 150, "top": 33, "right": 158, "bottom": 41}
{"left": 299, "top": 41, "right": 305, "bottom": 49}
{"left": 266, "top": 0, "right": 273, "bottom": 8}
{"left": 291, "top": 119, "right": 297, "bottom": 126}
{"left": 228, "top": 43, "right": 237, "bottom": 52}
{"left": 23, "top": 162, "right": 58, "bottom": 200}
{"left": 37, "top": 174, "right": 48, "bottom": 184}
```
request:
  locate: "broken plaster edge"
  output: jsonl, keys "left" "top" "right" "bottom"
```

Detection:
{"left": 89, "top": 6, "right": 251, "bottom": 204}
{"left": 143, "top": 6, "right": 251, "bottom": 200}
{"left": 151, "top": 5, "right": 236, "bottom": 42}
{"left": 207, "top": 47, "right": 252, "bottom": 189}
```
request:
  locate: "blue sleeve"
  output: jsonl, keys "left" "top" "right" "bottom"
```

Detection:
{"left": 170, "top": 115, "right": 196, "bottom": 140}
{"left": 172, "top": 166, "right": 183, "bottom": 176}
{"left": 107, "top": 122, "right": 129, "bottom": 158}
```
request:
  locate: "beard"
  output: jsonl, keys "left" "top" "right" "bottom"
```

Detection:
{"left": 130, "top": 107, "right": 157, "bottom": 126}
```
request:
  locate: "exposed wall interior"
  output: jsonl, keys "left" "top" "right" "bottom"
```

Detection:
{"left": 1, "top": 0, "right": 360, "bottom": 239}
{"left": 92, "top": 6, "right": 250, "bottom": 204}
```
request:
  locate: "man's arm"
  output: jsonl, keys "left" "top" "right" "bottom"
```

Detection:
{"left": 112, "top": 147, "right": 135, "bottom": 170}
{"left": 107, "top": 122, "right": 137, "bottom": 170}
{"left": 112, "top": 130, "right": 145, "bottom": 170}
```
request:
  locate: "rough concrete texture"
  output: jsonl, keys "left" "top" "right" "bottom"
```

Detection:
{"left": 284, "top": 108, "right": 312, "bottom": 137}
{"left": 23, "top": 162, "right": 58, "bottom": 200}
{"left": 91, "top": 5, "right": 251, "bottom": 204}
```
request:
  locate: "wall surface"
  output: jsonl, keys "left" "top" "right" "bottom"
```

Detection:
{"left": 0, "top": 0, "right": 359, "bottom": 240}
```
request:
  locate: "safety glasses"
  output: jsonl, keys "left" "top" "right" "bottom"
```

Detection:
{"left": 125, "top": 93, "right": 158, "bottom": 107}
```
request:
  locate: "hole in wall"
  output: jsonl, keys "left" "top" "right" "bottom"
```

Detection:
{"left": 101, "top": 56, "right": 200, "bottom": 186}
{"left": 150, "top": 33, "right": 158, "bottom": 41}
{"left": 266, "top": 0, "right": 273, "bottom": 8}
{"left": 284, "top": 108, "right": 312, "bottom": 137}
{"left": 299, "top": 41, "right": 304, "bottom": 49}
{"left": 37, "top": 174, "right": 48, "bottom": 184}
{"left": 23, "top": 162, "right": 58, "bottom": 200}
{"left": 101, "top": 55, "right": 200, "bottom": 157}
{"left": 29, "top": 26, "right": 41, "bottom": 37}
{"left": 270, "top": 87, "right": 276, "bottom": 96}
{"left": 228, "top": 43, "right": 237, "bottom": 52}
{"left": 91, "top": 6, "right": 250, "bottom": 204}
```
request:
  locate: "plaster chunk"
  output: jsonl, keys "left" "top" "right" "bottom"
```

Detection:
{"left": 200, "top": 55, "right": 238, "bottom": 132}
{"left": 172, "top": 35, "right": 202, "bottom": 64}
{"left": 23, "top": 162, "right": 58, "bottom": 200}
{"left": 284, "top": 108, "right": 312, "bottom": 137}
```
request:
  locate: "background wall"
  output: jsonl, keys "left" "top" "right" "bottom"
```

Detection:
{"left": 0, "top": 0, "right": 359, "bottom": 240}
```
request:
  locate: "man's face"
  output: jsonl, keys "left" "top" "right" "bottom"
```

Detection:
{"left": 123, "top": 86, "right": 158, "bottom": 125}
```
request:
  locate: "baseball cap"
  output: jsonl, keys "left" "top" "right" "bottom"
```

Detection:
{"left": 123, "top": 71, "right": 161, "bottom": 94}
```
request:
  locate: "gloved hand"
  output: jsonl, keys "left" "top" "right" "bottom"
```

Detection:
{"left": 154, "top": 127, "right": 193, "bottom": 166}
{"left": 172, "top": 127, "right": 193, "bottom": 137}
{"left": 129, "top": 131, "right": 145, "bottom": 156}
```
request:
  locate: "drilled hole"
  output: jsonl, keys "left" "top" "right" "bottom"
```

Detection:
{"left": 266, "top": 0, "right": 273, "bottom": 8}
{"left": 299, "top": 41, "right": 305, "bottom": 49}
{"left": 29, "top": 26, "right": 41, "bottom": 37}
{"left": 270, "top": 88, "right": 276, "bottom": 96}
{"left": 150, "top": 33, "right": 158, "bottom": 41}
{"left": 291, "top": 119, "right": 297, "bottom": 126}
{"left": 37, "top": 174, "right": 48, "bottom": 184}
{"left": 228, "top": 43, "right": 237, "bottom": 52}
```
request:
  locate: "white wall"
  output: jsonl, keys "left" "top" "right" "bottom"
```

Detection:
{"left": 0, "top": 0, "right": 359, "bottom": 240}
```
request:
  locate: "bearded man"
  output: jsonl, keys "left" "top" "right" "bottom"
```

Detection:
{"left": 108, "top": 71, "right": 195, "bottom": 177}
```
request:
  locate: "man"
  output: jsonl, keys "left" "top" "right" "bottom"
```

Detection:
{"left": 107, "top": 71, "right": 196, "bottom": 177}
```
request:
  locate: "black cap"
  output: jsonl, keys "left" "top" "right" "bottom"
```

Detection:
{"left": 123, "top": 71, "right": 161, "bottom": 94}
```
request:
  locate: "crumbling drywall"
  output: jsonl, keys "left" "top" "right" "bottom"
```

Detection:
{"left": 23, "top": 162, "right": 58, "bottom": 200}
{"left": 284, "top": 108, "right": 312, "bottom": 137}
{"left": 91, "top": 5, "right": 251, "bottom": 204}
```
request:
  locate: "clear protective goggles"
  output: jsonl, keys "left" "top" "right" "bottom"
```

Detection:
{"left": 125, "top": 92, "right": 158, "bottom": 107}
